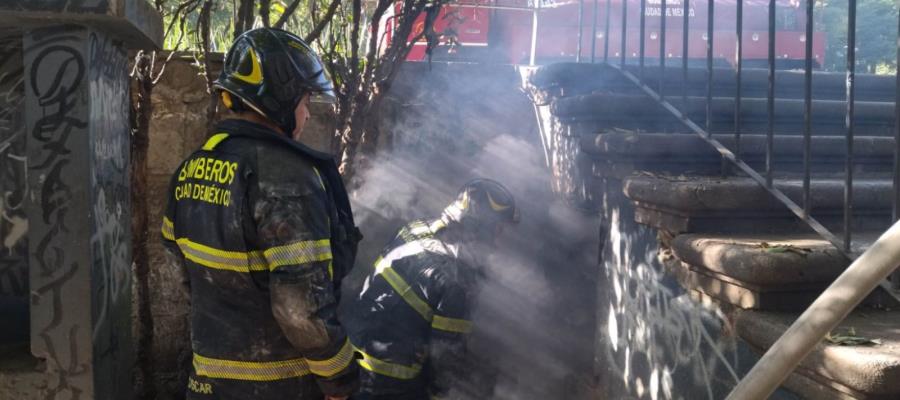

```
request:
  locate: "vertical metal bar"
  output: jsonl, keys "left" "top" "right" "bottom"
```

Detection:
{"left": 682, "top": 0, "right": 689, "bottom": 109}
{"left": 803, "top": 0, "right": 813, "bottom": 218}
{"left": 892, "top": 6, "right": 900, "bottom": 289}
{"left": 735, "top": 0, "right": 743, "bottom": 160}
{"left": 659, "top": 0, "right": 666, "bottom": 98}
{"left": 578, "top": 0, "right": 585, "bottom": 62}
{"left": 640, "top": 0, "right": 646, "bottom": 79}
{"left": 766, "top": 0, "right": 775, "bottom": 187}
{"left": 621, "top": 0, "right": 628, "bottom": 67}
{"left": 845, "top": 0, "right": 857, "bottom": 253}
{"left": 895, "top": 6, "right": 900, "bottom": 222}
{"left": 604, "top": 0, "right": 611, "bottom": 61}
{"left": 706, "top": 0, "right": 714, "bottom": 134}
{"left": 530, "top": 0, "right": 540, "bottom": 66}
{"left": 591, "top": 0, "right": 599, "bottom": 62}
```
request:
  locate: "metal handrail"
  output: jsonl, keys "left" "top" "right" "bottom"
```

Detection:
{"left": 571, "top": 0, "right": 900, "bottom": 396}
{"left": 726, "top": 219, "right": 900, "bottom": 399}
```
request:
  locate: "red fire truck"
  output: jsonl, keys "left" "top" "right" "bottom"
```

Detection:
{"left": 384, "top": 0, "right": 825, "bottom": 68}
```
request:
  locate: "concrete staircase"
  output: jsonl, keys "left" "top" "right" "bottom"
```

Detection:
{"left": 526, "top": 62, "right": 900, "bottom": 399}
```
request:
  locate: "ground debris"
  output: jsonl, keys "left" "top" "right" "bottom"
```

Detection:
{"left": 825, "top": 327, "right": 883, "bottom": 346}
{"left": 757, "top": 241, "right": 813, "bottom": 256}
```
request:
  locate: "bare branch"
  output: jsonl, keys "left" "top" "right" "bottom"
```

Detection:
{"left": 274, "top": 0, "right": 303, "bottom": 28}
{"left": 304, "top": 0, "right": 342, "bottom": 43}
{"left": 260, "top": 0, "right": 271, "bottom": 27}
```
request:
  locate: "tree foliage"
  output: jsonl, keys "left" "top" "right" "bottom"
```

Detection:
{"left": 816, "top": 0, "right": 898, "bottom": 73}
{"left": 150, "top": 0, "right": 451, "bottom": 177}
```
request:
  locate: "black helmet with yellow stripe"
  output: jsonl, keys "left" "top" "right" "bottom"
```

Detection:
{"left": 442, "top": 179, "right": 520, "bottom": 242}
{"left": 215, "top": 28, "right": 335, "bottom": 136}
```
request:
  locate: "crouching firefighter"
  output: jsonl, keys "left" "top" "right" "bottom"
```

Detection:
{"left": 346, "top": 179, "right": 519, "bottom": 400}
{"left": 161, "top": 28, "right": 362, "bottom": 400}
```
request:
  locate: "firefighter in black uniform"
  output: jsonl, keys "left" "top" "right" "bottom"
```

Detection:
{"left": 346, "top": 179, "right": 519, "bottom": 400}
{"left": 161, "top": 28, "right": 361, "bottom": 400}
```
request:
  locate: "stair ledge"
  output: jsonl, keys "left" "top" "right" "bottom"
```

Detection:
{"left": 736, "top": 309, "right": 900, "bottom": 398}
{"left": 671, "top": 233, "right": 846, "bottom": 287}
{"left": 582, "top": 133, "right": 895, "bottom": 161}
{"left": 625, "top": 175, "right": 891, "bottom": 213}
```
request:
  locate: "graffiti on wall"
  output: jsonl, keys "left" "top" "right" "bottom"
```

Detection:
{"left": 27, "top": 26, "right": 91, "bottom": 399}
{"left": 0, "top": 39, "right": 28, "bottom": 299}
{"left": 87, "top": 31, "right": 131, "bottom": 384}
{"left": 601, "top": 204, "right": 742, "bottom": 400}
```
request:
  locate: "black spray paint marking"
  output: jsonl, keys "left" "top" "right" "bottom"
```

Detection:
{"left": 28, "top": 30, "right": 90, "bottom": 400}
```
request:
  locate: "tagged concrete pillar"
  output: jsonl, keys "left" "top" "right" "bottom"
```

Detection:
{"left": 24, "top": 25, "right": 133, "bottom": 400}
{"left": 0, "top": 1, "right": 162, "bottom": 399}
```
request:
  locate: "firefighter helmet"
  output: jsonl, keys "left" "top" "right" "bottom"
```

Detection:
{"left": 214, "top": 28, "right": 335, "bottom": 136}
{"left": 442, "top": 179, "right": 520, "bottom": 242}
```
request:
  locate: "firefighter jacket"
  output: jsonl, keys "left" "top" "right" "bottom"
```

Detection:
{"left": 345, "top": 219, "right": 483, "bottom": 399}
{"left": 161, "top": 119, "right": 362, "bottom": 399}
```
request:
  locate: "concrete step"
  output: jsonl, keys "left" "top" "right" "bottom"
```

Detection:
{"left": 552, "top": 94, "right": 896, "bottom": 136}
{"left": 526, "top": 62, "right": 897, "bottom": 102}
{"left": 623, "top": 175, "right": 893, "bottom": 234}
{"left": 735, "top": 308, "right": 900, "bottom": 399}
{"left": 662, "top": 233, "right": 853, "bottom": 311}
{"left": 581, "top": 132, "right": 896, "bottom": 177}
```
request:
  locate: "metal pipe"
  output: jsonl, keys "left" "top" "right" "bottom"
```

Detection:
{"left": 530, "top": 0, "right": 540, "bottom": 66}
{"left": 621, "top": 0, "right": 628, "bottom": 66}
{"left": 578, "top": 0, "right": 585, "bottom": 62}
{"left": 659, "top": 0, "right": 666, "bottom": 98}
{"left": 725, "top": 219, "right": 900, "bottom": 400}
{"left": 845, "top": 0, "right": 856, "bottom": 253}
{"left": 682, "top": 0, "right": 689, "bottom": 109}
{"left": 803, "top": 0, "right": 813, "bottom": 218}
{"left": 640, "top": 0, "right": 646, "bottom": 79}
{"left": 604, "top": 0, "right": 611, "bottom": 61}
{"left": 613, "top": 62, "right": 851, "bottom": 255}
{"left": 766, "top": 0, "right": 775, "bottom": 187}
{"left": 735, "top": 0, "right": 743, "bottom": 160}
{"left": 591, "top": 0, "right": 599, "bottom": 62}
{"left": 705, "top": 0, "right": 713, "bottom": 133}
{"left": 893, "top": 7, "right": 900, "bottom": 289}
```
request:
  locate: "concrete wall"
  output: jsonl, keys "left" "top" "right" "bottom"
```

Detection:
{"left": 0, "top": 24, "right": 137, "bottom": 400}
{"left": 594, "top": 176, "right": 758, "bottom": 400}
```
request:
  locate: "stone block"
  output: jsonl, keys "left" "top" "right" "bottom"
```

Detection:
{"left": 582, "top": 133, "right": 895, "bottom": 176}
{"left": 0, "top": 0, "right": 163, "bottom": 49}
{"left": 624, "top": 175, "right": 893, "bottom": 234}
{"left": 737, "top": 309, "right": 900, "bottom": 399}
{"left": 659, "top": 233, "right": 862, "bottom": 310}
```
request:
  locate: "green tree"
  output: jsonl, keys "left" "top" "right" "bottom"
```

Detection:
{"left": 816, "top": 0, "right": 898, "bottom": 73}
{"left": 152, "top": 0, "right": 450, "bottom": 177}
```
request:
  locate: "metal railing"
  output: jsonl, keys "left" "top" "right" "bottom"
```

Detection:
{"left": 563, "top": 0, "right": 900, "bottom": 396}
{"left": 578, "top": 0, "right": 893, "bottom": 258}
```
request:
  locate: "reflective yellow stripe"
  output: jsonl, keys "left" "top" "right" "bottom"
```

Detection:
{"left": 176, "top": 238, "right": 268, "bottom": 272}
{"left": 355, "top": 347, "right": 422, "bottom": 380}
{"left": 233, "top": 47, "right": 263, "bottom": 85}
{"left": 202, "top": 133, "right": 230, "bottom": 151}
{"left": 377, "top": 263, "right": 433, "bottom": 321}
{"left": 192, "top": 353, "right": 310, "bottom": 381}
{"left": 313, "top": 167, "right": 326, "bottom": 191}
{"left": 263, "top": 239, "right": 332, "bottom": 271}
{"left": 161, "top": 217, "right": 175, "bottom": 241}
{"left": 431, "top": 315, "right": 472, "bottom": 334}
{"left": 307, "top": 339, "right": 354, "bottom": 378}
